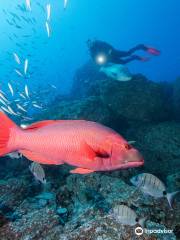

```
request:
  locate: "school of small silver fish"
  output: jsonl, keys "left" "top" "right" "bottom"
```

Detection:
{"left": 0, "top": 1, "right": 67, "bottom": 123}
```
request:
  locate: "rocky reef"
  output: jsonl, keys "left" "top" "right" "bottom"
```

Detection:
{"left": 0, "top": 61, "right": 180, "bottom": 239}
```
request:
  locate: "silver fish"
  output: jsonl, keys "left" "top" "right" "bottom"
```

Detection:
{"left": 25, "top": 85, "right": 29, "bottom": 98}
{"left": 8, "top": 83, "right": 14, "bottom": 96}
{"left": 0, "top": 92, "right": 9, "bottom": 103}
{"left": 29, "top": 162, "right": 46, "bottom": 184}
{"left": 21, "top": 116, "right": 33, "bottom": 120}
{"left": 1, "top": 106, "right": 12, "bottom": 115}
{"left": 32, "top": 103, "right": 42, "bottom": 109}
{"left": 24, "top": 59, "right": 28, "bottom": 75}
{"left": 130, "top": 173, "right": 179, "bottom": 208}
{"left": 15, "top": 69, "right": 24, "bottom": 77}
{"left": 7, "top": 106, "right": 18, "bottom": 116}
{"left": 111, "top": 205, "right": 146, "bottom": 227}
{"left": 50, "top": 84, "right": 57, "bottom": 89}
{"left": 45, "top": 21, "right": 50, "bottom": 37}
{"left": 0, "top": 98, "right": 8, "bottom": 106}
{"left": 46, "top": 3, "right": 51, "bottom": 21}
{"left": 19, "top": 93, "right": 27, "bottom": 99}
{"left": 64, "top": 0, "right": 68, "bottom": 10}
{"left": 26, "top": 0, "right": 31, "bottom": 11}
{"left": 13, "top": 53, "right": 21, "bottom": 64}
{"left": 16, "top": 103, "right": 27, "bottom": 113}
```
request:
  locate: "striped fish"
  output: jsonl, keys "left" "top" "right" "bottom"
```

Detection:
{"left": 29, "top": 162, "right": 46, "bottom": 184}
{"left": 130, "top": 173, "right": 179, "bottom": 208}
{"left": 112, "top": 205, "right": 146, "bottom": 227}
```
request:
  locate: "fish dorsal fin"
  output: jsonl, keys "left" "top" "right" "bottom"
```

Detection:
{"left": 20, "top": 150, "right": 61, "bottom": 165}
{"left": 23, "top": 120, "right": 57, "bottom": 130}
{"left": 70, "top": 168, "right": 95, "bottom": 174}
{"left": 23, "top": 120, "right": 87, "bottom": 130}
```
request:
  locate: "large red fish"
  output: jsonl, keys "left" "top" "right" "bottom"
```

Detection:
{"left": 0, "top": 112, "right": 144, "bottom": 174}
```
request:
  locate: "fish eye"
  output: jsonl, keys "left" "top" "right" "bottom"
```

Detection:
{"left": 163, "top": 191, "right": 167, "bottom": 196}
{"left": 135, "top": 217, "right": 139, "bottom": 222}
{"left": 124, "top": 143, "right": 132, "bottom": 150}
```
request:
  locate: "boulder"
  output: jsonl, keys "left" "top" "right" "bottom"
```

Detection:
{"left": 71, "top": 62, "right": 170, "bottom": 125}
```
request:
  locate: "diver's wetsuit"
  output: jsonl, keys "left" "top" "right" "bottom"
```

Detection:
{"left": 88, "top": 40, "right": 160, "bottom": 65}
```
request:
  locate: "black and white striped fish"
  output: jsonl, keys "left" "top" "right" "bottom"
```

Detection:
{"left": 130, "top": 173, "right": 179, "bottom": 208}
{"left": 111, "top": 204, "right": 146, "bottom": 227}
{"left": 29, "top": 162, "right": 46, "bottom": 184}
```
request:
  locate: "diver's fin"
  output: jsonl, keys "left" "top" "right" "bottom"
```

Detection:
{"left": 24, "top": 120, "right": 88, "bottom": 130}
{"left": 23, "top": 120, "right": 57, "bottom": 130}
{"left": 139, "top": 57, "right": 150, "bottom": 62}
{"left": 20, "top": 150, "right": 61, "bottom": 165}
{"left": 70, "top": 168, "right": 95, "bottom": 174}
{"left": 166, "top": 191, "right": 179, "bottom": 209}
{"left": 146, "top": 47, "right": 160, "bottom": 56}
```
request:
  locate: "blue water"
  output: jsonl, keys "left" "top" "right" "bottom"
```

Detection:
{"left": 0, "top": 0, "right": 179, "bottom": 96}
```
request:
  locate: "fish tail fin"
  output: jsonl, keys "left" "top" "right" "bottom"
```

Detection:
{"left": 0, "top": 112, "right": 18, "bottom": 156}
{"left": 166, "top": 191, "right": 179, "bottom": 209}
{"left": 139, "top": 217, "right": 147, "bottom": 228}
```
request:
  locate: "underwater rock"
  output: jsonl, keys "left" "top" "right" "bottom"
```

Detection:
{"left": 35, "top": 192, "right": 56, "bottom": 201}
{"left": 71, "top": 62, "right": 170, "bottom": 125}
{"left": 166, "top": 172, "right": 180, "bottom": 192}
{"left": 0, "top": 177, "right": 29, "bottom": 210}
{"left": 0, "top": 172, "right": 179, "bottom": 239}
{"left": 126, "top": 122, "right": 180, "bottom": 178}
{"left": 71, "top": 61, "right": 103, "bottom": 99}
{"left": 0, "top": 156, "right": 29, "bottom": 180}
{"left": 172, "top": 77, "right": 180, "bottom": 120}
{"left": 0, "top": 207, "right": 60, "bottom": 240}
{"left": 0, "top": 214, "right": 9, "bottom": 227}
{"left": 100, "top": 74, "right": 170, "bottom": 125}
{"left": 36, "top": 96, "right": 116, "bottom": 128}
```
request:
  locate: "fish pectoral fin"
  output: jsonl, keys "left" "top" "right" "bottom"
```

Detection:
{"left": 80, "top": 141, "right": 96, "bottom": 161}
{"left": 20, "top": 150, "right": 59, "bottom": 165}
{"left": 70, "top": 168, "right": 95, "bottom": 174}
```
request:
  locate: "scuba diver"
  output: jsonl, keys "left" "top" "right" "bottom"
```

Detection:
{"left": 87, "top": 39, "right": 160, "bottom": 66}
